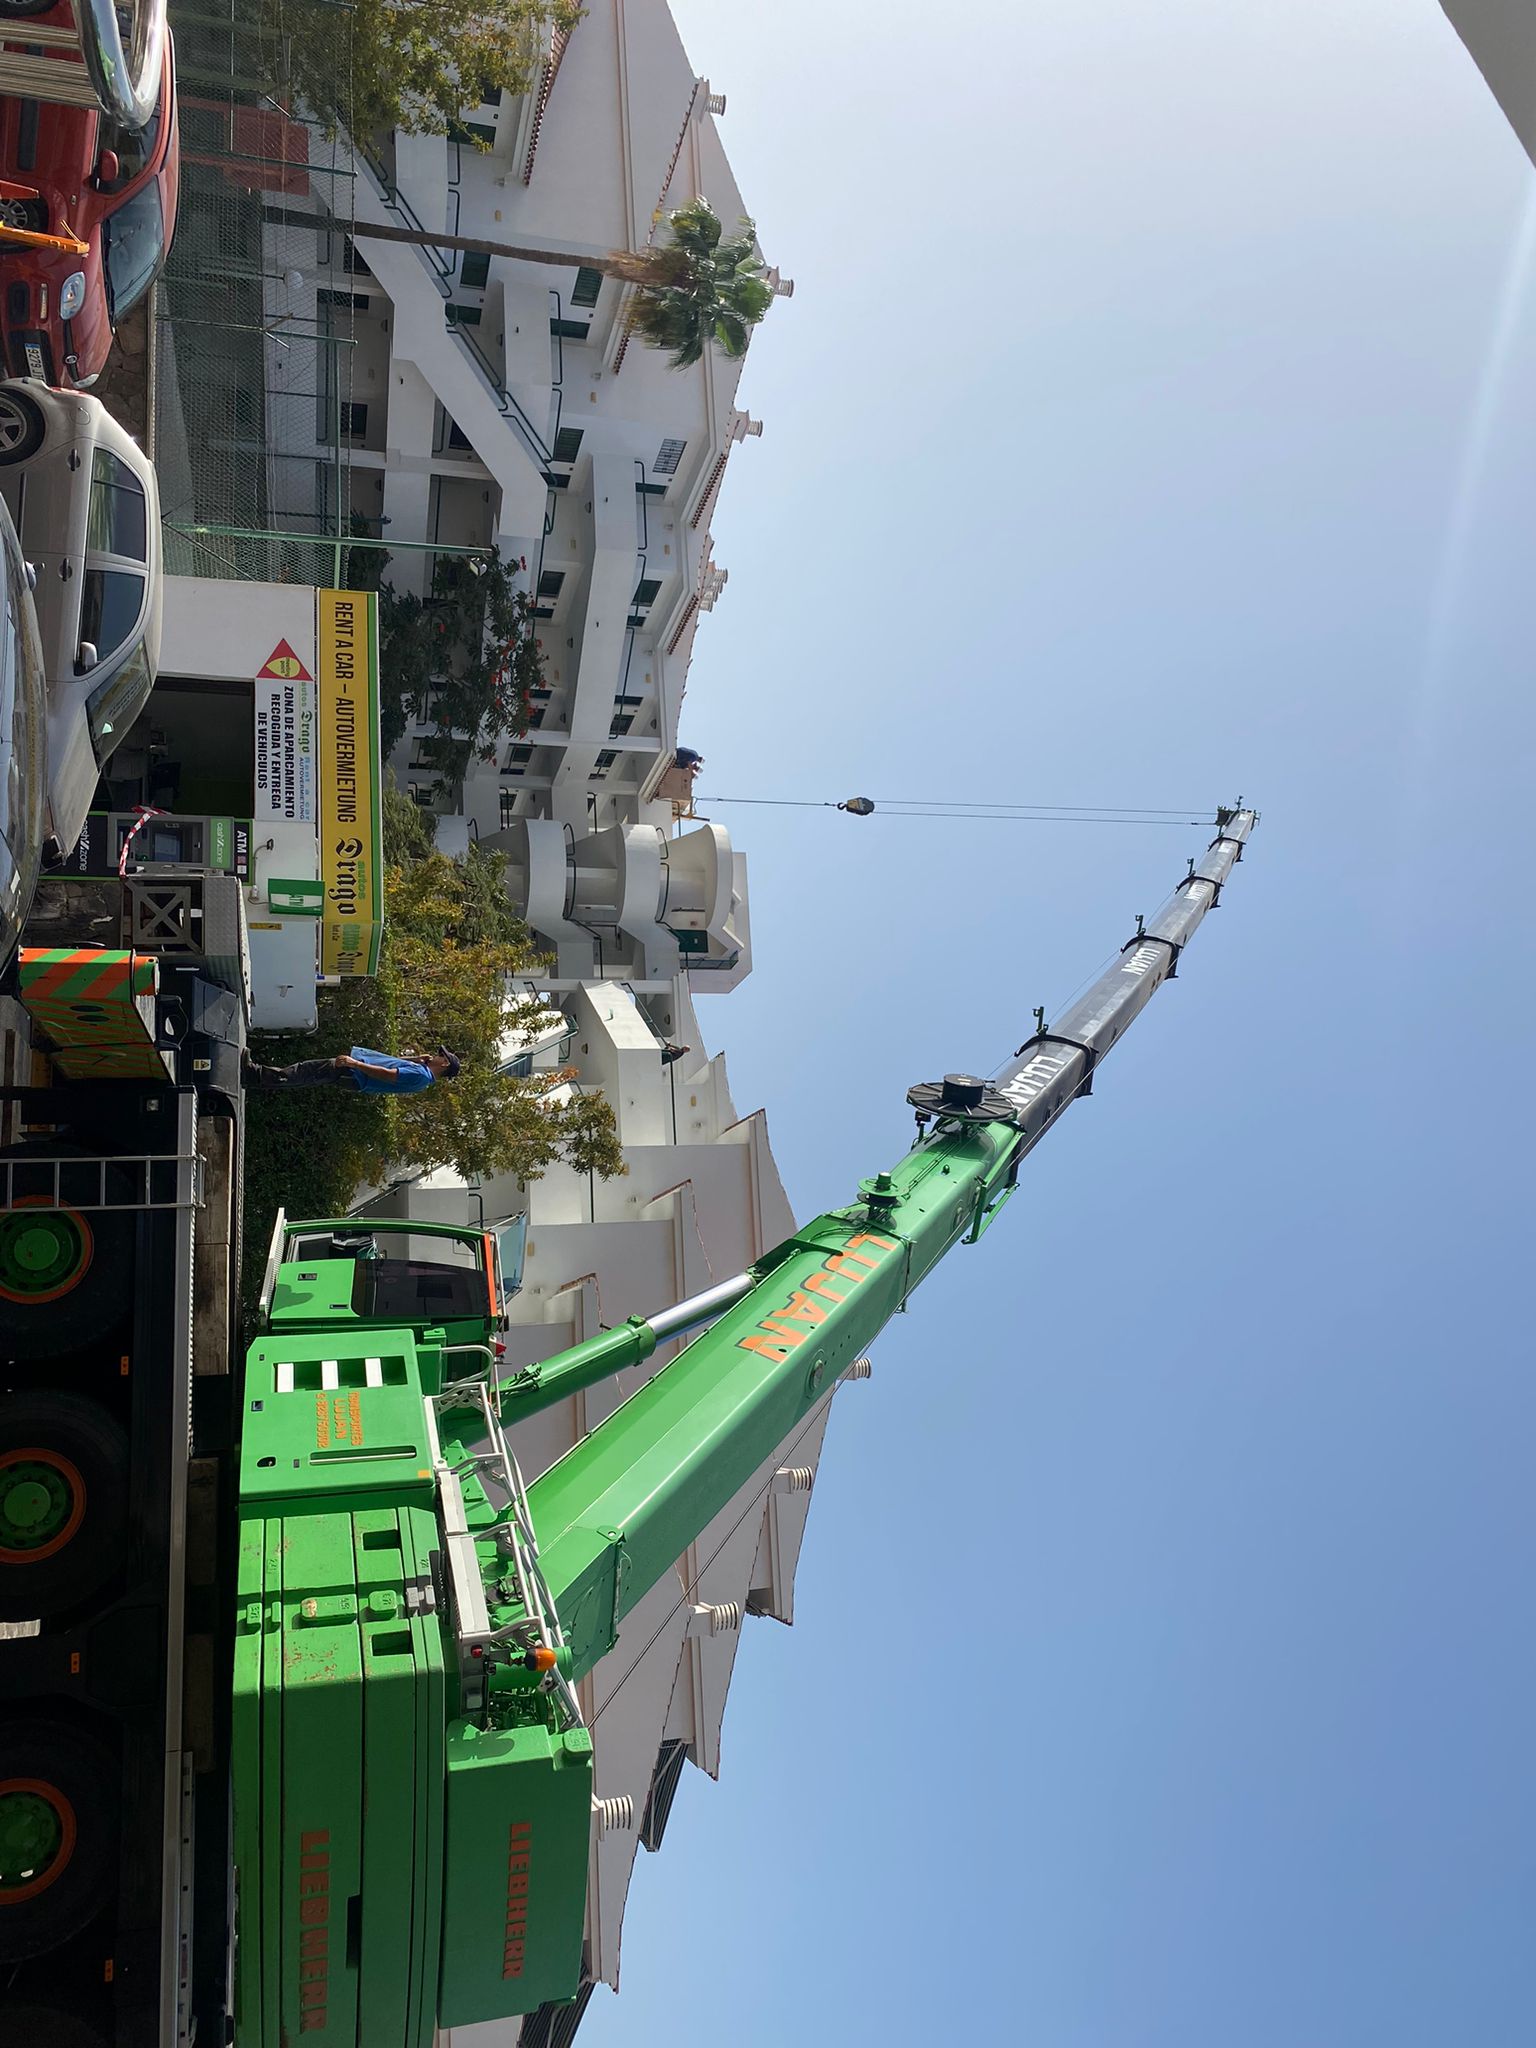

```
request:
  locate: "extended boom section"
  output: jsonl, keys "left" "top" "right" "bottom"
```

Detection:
{"left": 508, "top": 812, "right": 1257, "bottom": 1699}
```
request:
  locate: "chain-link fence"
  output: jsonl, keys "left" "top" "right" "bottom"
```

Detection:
{"left": 155, "top": 0, "right": 386, "bottom": 585}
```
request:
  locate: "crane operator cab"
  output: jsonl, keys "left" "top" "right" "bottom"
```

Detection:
{"left": 256, "top": 1211, "right": 514, "bottom": 1347}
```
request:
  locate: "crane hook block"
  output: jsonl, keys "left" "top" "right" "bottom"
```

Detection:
{"left": 838, "top": 796, "right": 876, "bottom": 816}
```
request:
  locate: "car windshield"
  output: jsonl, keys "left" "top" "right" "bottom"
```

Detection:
{"left": 86, "top": 449, "right": 147, "bottom": 561}
{"left": 102, "top": 183, "right": 166, "bottom": 319}
{"left": 85, "top": 638, "right": 152, "bottom": 765}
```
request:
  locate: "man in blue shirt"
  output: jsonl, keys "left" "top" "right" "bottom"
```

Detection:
{"left": 245, "top": 1045, "right": 461, "bottom": 1094}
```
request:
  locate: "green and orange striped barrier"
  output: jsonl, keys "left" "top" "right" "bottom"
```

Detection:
{"left": 16, "top": 951, "right": 166, "bottom": 1080}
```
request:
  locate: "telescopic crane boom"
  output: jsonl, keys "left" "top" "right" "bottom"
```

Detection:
{"left": 231, "top": 808, "right": 1257, "bottom": 2044}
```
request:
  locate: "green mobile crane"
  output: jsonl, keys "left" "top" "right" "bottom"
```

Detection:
{"left": 230, "top": 807, "right": 1256, "bottom": 2044}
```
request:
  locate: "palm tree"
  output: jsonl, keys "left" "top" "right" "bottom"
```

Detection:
{"left": 353, "top": 198, "right": 777, "bottom": 365}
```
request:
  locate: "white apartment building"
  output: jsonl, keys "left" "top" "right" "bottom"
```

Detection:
{"left": 149, "top": 6, "right": 844, "bottom": 2041}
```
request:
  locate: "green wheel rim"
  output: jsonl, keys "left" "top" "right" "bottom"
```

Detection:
{"left": 0, "top": 1459, "right": 77, "bottom": 1554}
{"left": 0, "top": 1206, "right": 91, "bottom": 1302}
{"left": 0, "top": 1786, "right": 67, "bottom": 1894}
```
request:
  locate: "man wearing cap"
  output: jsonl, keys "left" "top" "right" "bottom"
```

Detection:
{"left": 245, "top": 1044, "right": 462, "bottom": 1093}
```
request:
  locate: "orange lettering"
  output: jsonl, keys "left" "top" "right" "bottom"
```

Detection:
{"left": 776, "top": 1288, "right": 828, "bottom": 1326}
{"left": 803, "top": 1269, "right": 851, "bottom": 1301}
{"left": 738, "top": 1326, "right": 805, "bottom": 1360}
{"left": 842, "top": 1232, "right": 898, "bottom": 1261}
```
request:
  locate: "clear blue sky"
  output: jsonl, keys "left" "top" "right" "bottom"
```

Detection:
{"left": 585, "top": 5, "right": 1536, "bottom": 2043}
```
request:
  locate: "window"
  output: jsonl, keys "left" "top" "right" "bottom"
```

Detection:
{"left": 632, "top": 577, "right": 662, "bottom": 609}
{"left": 528, "top": 706, "right": 545, "bottom": 729}
{"left": 499, "top": 789, "right": 518, "bottom": 829}
{"left": 551, "top": 426, "right": 584, "bottom": 463}
{"left": 86, "top": 449, "right": 147, "bottom": 560}
{"left": 589, "top": 749, "right": 618, "bottom": 781}
{"left": 85, "top": 640, "right": 152, "bottom": 760}
{"left": 445, "top": 418, "right": 473, "bottom": 453}
{"left": 98, "top": 99, "right": 163, "bottom": 193}
{"left": 549, "top": 318, "right": 590, "bottom": 341}
{"left": 570, "top": 265, "right": 602, "bottom": 308}
{"left": 343, "top": 236, "right": 372, "bottom": 277}
{"left": 79, "top": 568, "right": 145, "bottom": 666}
{"left": 640, "top": 1740, "right": 689, "bottom": 1853}
{"left": 339, "top": 402, "right": 368, "bottom": 440}
{"left": 446, "top": 303, "right": 482, "bottom": 328}
{"left": 653, "top": 437, "right": 686, "bottom": 476}
{"left": 535, "top": 567, "right": 564, "bottom": 620}
{"left": 504, "top": 742, "right": 534, "bottom": 775}
{"left": 459, "top": 250, "right": 491, "bottom": 291}
{"left": 449, "top": 119, "right": 498, "bottom": 148}
{"left": 479, "top": 83, "right": 503, "bottom": 107}
{"left": 102, "top": 183, "right": 167, "bottom": 318}
{"left": 609, "top": 713, "right": 633, "bottom": 738}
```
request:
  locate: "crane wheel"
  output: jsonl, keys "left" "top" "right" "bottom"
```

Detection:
{"left": 0, "top": 1721, "right": 115, "bottom": 1963}
{"left": 0, "top": 1147, "right": 135, "bottom": 1359}
{"left": 0, "top": 1395, "right": 127, "bottom": 1622}
{"left": 0, "top": 2010, "right": 110, "bottom": 2048}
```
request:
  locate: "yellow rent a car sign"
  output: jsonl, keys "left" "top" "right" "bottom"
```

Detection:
{"left": 316, "top": 590, "right": 384, "bottom": 977}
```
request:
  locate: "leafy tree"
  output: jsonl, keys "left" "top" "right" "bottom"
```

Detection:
{"left": 377, "top": 835, "right": 625, "bottom": 1184}
{"left": 242, "top": 794, "right": 624, "bottom": 1291}
{"left": 355, "top": 197, "right": 776, "bottom": 366}
{"left": 269, "top": 0, "right": 585, "bottom": 141}
{"left": 377, "top": 552, "right": 542, "bottom": 771}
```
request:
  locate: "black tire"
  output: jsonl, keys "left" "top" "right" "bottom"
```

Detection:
{"left": 0, "top": 194, "right": 47, "bottom": 236}
{"left": 0, "top": 386, "right": 45, "bottom": 466}
{"left": 0, "top": 1393, "right": 128, "bottom": 1622}
{"left": 0, "top": 2006, "right": 109, "bottom": 2048}
{"left": 0, "top": 1720, "right": 116, "bottom": 1963}
{"left": 0, "top": 1146, "right": 136, "bottom": 1359}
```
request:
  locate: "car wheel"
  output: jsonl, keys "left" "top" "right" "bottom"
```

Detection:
{"left": 0, "top": 388, "right": 45, "bottom": 465}
{"left": 0, "top": 1721, "right": 116, "bottom": 1963}
{"left": 0, "top": 1393, "right": 128, "bottom": 1622}
{"left": 0, "top": 194, "right": 46, "bottom": 233}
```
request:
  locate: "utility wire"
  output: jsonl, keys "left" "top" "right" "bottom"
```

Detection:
{"left": 699, "top": 795, "right": 1210, "bottom": 826}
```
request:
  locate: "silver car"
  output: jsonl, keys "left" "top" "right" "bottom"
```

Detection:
{"left": 0, "top": 494, "right": 48, "bottom": 968}
{"left": 0, "top": 379, "right": 161, "bottom": 862}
